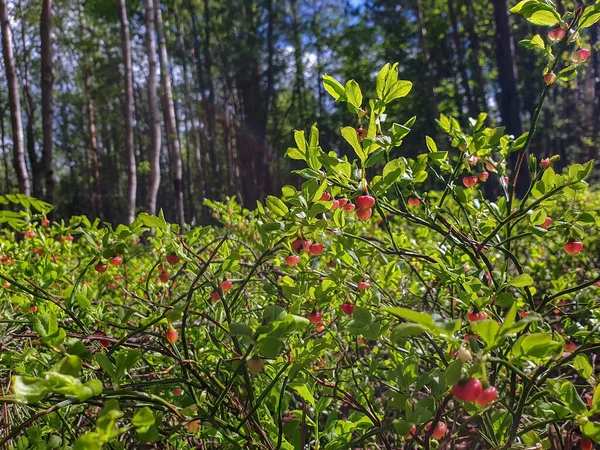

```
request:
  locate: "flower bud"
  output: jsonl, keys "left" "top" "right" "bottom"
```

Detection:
{"left": 544, "top": 73, "right": 556, "bottom": 85}
{"left": 547, "top": 28, "right": 565, "bottom": 42}
{"left": 485, "top": 161, "right": 497, "bottom": 173}
{"left": 457, "top": 347, "right": 473, "bottom": 362}
{"left": 571, "top": 48, "right": 590, "bottom": 64}
{"left": 540, "top": 158, "right": 551, "bottom": 169}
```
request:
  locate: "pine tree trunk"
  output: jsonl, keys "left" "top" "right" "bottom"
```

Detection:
{"left": 18, "top": 0, "right": 42, "bottom": 197}
{"left": 491, "top": 0, "right": 530, "bottom": 195}
{"left": 85, "top": 71, "right": 103, "bottom": 220}
{"left": 188, "top": 0, "right": 219, "bottom": 195}
{"left": 174, "top": 11, "right": 205, "bottom": 219}
{"left": 171, "top": 8, "right": 196, "bottom": 222}
{"left": 144, "top": 0, "right": 162, "bottom": 216}
{"left": 40, "top": 0, "right": 54, "bottom": 205}
{"left": 202, "top": 0, "right": 220, "bottom": 193}
{"left": 118, "top": 0, "right": 137, "bottom": 224}
{"left": 415, "top": 0, "right": 440, "bottom": 121}
{"left": 464, "top": 0, "right": 487, "bottom": 113}
{"left": 0, "top": 0, "right": 30, "bottom": 196}
{"left": 0, "top": 106, "right": 11, "bottom": 193}
{"left": 291, "top": 0, "right": 307, "bottom": 125}
{"left": 156, "top": 5, "right": 185, "bottom": 228}
{"left": 447, "top": 0, "right": 477, "bottom": 118}
{"left": 78, "top": 1, "right": 103, "bottom": 220}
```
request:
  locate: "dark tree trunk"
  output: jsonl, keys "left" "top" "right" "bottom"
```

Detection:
{"left": 144, "top": 0, "right": 162, "bottom": 216}
{"left": 18, "top": 0, "right": 41, "bottom": 197}
{"left": 0, "top": 105, "right": 11, "bottom": 193}
{"left": 188, "top": 0, "right": 219, "bottom": 193}
{"left": 118, "top": 0, "right": 137, "bottom": 224}
{"left": 235, "top": 1, "right": 272, "bottom": 206}
{"left": 491, "top": 0, "right": 530, "bottom": 195}
{"left": 202, "top": 0, "right": 220, "bottom": 194}
{"left": 0, "top": 0, "right": 30, "bottom": 196}
{"left": 84, "top": 70, "right": 103, "bottom": 220}
{"left": 464, "top": 0, "right": 487, "bottom": 113}
{"left": 589, "top": 21, "right": 599, "bottom": 162}
{"left": 415, "top": 0, "right": 440, "bottom": 121}
{"left": 78, "top": 1, "right": 103, "bottom": 220}
{"left": 156, "top": 4, "right": 185, "bottom": 228}
{"left": 40, "top": 0, "right": 55, "bottom": 205}
{"left": 173, "top": 7, "right": 203, "bottom": 222}
{"left": 447, "top": 0, "right": 477, "bottom": 118}
{"left": 291, "top": 0, "right": 306, "bottom": 123}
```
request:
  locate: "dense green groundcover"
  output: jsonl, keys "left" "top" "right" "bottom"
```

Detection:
{"left": 2, "top": 3, "right": 600, "bottom": 449}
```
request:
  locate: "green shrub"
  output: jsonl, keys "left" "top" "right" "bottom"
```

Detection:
{"left": 1, "top": 3, "right": 600, "bottom": 449}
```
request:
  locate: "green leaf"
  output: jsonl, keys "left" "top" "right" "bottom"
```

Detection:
{"left": 257, "top": 336, "right": 282, "bottom": 358}
{"left": 74, "top": 433, "right": 103, "bottom": 450}
{"left": 511, "top": 1, "right": 560, "bottom": 26}
{"left": 353, "top": 306, "right": 372, "bottom": 325}
{"left": 513, "top": 333, "right": 563, "bottom": 360}
{"left": 286, "top": 147, "right": 305, "bottom": 161}
{"left": 341, "top": 126, "right": 365, "bottom": 162}
{"left": 389, "top": 123, "right": 411, "bottom": 144}
{"left": 132, "top": 407, "right": 155, "bottom": 429}
{"left": 96, "top": 353, "right": 116, "bottom": 380}
{"left": 568, "top": 160, "right": 595, "bottom": 182}
{"left": 345, "top": 80, "right": 363, "bottom": 113}
{"left": 136, "top": 212, "right": 167, "bottom": 231}
{"left": 530, "top": 34, "right": 544, "bottom": 50}
{"left": 323, "top": 74, "right": 346, "bottom": 102}
{"left": 11, "top": 376, "right": 49, "bottom": 404}
{"left": 445, "top": 360, "right": 464, "bottom": 386}
{"left": 581, "top": 421, "right": 600, "bottom": 442}
{"left": 495, "top": 293, "right": 516, "bottom": 308}
{"left": 96, "top": 400, "right": 123, "bottom": 440}
{"left": 383, "top": 307, "right": 460, "bottom": 340}
{"left": 115, "top": 350, "right": 141, "bottom": 381}
{"left": 406, "top": 406, "right": 433, "bottom": 424}
{"left": 132, "top": 407, "right": 158, "bottom": 442}
{"left": 391, "top": 323, "right": 425, "bottom": 339}
{"left": 74, "top": 379, "right": 103, "bottom": 401}
{"left": 509, "top": 274, "right": 534, "bottom": 288}
{"left": 309, "top": 123, "right": 319, "bottom": 147}
{"left": 549, "top": 380, "right": 587, "bottom": 415}
{"left": 230, "top": 323, "right": 253, "bottom": 337}
{"left": 470, "top": 320, "right": 499, "bottom": 348}
{"left": 425, "top": 136, "right": 437, "bottom": 153}
{"left": 518, "top": 34, "right": 545, "bottom": 51}
{"left": 383, "top": 80, "right": 412, "bottom": 103}
{"left": 509, "top": 0, "right": 530, "bottom": 13}
{"left": 558, "top": 66, "right": 578, "bottom": 81}
{"left": 33, "top": 312, "right": 58, "bottom": 338}
{"left": 289, "top": 383, "right": 316, "bottom": 407}
{"left": 574, "top": 354, "right": 593, "bottom": 380}
{"left": 511, "top": 132, "right": 529, "bottom": 153}
{"left": 393, "top": 419, "right": 415, "bottom": 437}
{"left": 529, "top": 209, "right": 547, "bottom": 226}
{"left": 579, "top": 5, "right": 600, "bottom": 28}
{"left": 381, "top": 159, "right": 406, "bottom": 188}
{"left": 263, "top": 305, "right": 288, "bottom": 322}
{"left": 266, "top": 196, "right": 289, "bottom": 217}
{"left": 294, "top": 130, "right": 307, "bottom": 155}
{"left": 376, "top": 63, "right": 392, "bottom": 99}
{"left": 53, "top": 355, "right": 82, "bottom": 377}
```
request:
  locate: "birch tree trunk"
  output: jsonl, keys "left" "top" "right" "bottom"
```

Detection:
{"left": 0, "top": 0, "right": 30, "bottom": 196}
{"left": 144, "top": 0, "right": 162, "bottom": 216}
{"left": 40, "top": 0, "right": 54, "bottom": 204}
{"left": 118, "top": 0, "right": 137, "bottom": 224}
{"left": 156, "top": 4, "right": 184, "bottom": 228}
